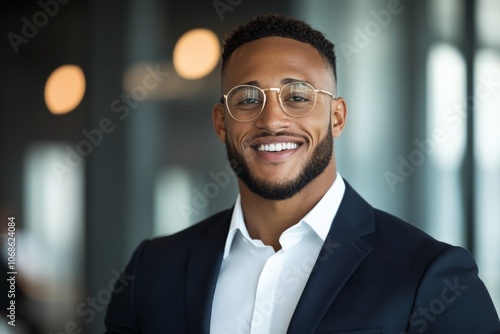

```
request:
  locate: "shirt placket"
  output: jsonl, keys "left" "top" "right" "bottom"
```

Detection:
{"left": 250, "top": 250, "right": 284, "bottom": 334}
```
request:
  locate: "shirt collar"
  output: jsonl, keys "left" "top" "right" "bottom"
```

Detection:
{"left": 223, "top": 173, "right": 346, "bottom": 259}
{"left": 223, "top": 196, "right": 249, "bottom": 259}
{"left": 301, "top": 172, "right": 345, "bottom": 242}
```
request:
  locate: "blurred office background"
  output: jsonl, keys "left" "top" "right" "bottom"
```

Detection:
{"left": 1, "top": 0, "right": 499, "bottom": 332}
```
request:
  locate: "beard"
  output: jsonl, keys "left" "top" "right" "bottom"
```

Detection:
{"left": 226, "top": 119, "right": 333, "bottom": 200}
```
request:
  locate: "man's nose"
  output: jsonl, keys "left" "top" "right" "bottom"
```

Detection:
{"left": 254, "top": 92, "right": 291, "bottom": 130}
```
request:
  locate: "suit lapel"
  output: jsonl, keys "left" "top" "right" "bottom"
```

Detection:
{"left": 288, "top": 182, "right": 375, "bottom": 334}
{"left": 185, "top": 210, "right": 232, "bottom": 334}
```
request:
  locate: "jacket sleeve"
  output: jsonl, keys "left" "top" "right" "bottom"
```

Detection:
{"left": 406, "top": 246, "right": 500, "bottom": 334}
{"left": 104, "top": 240, "right": 149, "bottom": 334}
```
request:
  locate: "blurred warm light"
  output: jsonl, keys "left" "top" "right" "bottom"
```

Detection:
{"left": 45, "top": 65, "right": 86, "bottom": 115}
{"left": 173, "top": 28, "right": 220, "bottom": 80}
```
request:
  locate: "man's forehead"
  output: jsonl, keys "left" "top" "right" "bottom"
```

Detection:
{"left": 222, "top": 37, "right": 333, "bottom": 90}
{"left": 231, "top": 36, "right": 317, "bottom": 57}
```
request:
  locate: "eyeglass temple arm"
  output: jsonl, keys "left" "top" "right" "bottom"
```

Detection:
{"left": 317, "top": 89, "right": 335, "bottom": 99}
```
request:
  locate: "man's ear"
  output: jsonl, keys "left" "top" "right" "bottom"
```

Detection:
{"left": 212, "top": 103, "right": 226, "bottom": 143}
{"left": 331, "top": 97, "right": 347, "bottom": 138}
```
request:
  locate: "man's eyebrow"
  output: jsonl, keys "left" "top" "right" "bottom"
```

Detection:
{"left": 239, "top": 78, "right": 312, "bottom": 87}
{"left": 241, "top": 80, "right": 259, "bottom": 86}
{"left": 281, "top": 77, "right": 310, "bottom": 85}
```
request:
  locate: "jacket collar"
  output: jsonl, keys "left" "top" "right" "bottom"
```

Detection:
{"left": 288, "top": 181, "right": 375, "bottom": 334}
{"left": 185, "top": 209, "right": 232, "bottom": 334}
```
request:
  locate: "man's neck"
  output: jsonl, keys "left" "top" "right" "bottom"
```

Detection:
{"left": 238, "top": 167, "right": 337, "bottom": 251}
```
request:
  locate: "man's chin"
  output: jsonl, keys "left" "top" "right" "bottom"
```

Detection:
{"left": 247, "top": 166, "right": 299, "bottom": 182}
{"left": 239, "top": 173, "right": 304, "bottom": 200}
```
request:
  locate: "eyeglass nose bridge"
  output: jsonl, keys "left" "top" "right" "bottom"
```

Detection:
{"left": 259, "top": 87, "right": 285, "bottom": 113}
{"left": 261, "top": 87, "right": 281, "bottom": 94}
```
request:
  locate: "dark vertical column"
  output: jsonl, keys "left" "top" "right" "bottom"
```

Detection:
{"left": 406, "top": 0, "right": 431, "bottom": 229}
{"left": 86, "top": 1, "right": 130, "bottom": 332}
{"left": 122, "top": 0, "right": 166, "bottom": 251}
{"left": 463, "top": 0, "right": 476, "bottom": 254}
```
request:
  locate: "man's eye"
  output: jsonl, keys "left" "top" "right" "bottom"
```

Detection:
{"left": 239, "top": 98, "right": 261, "bottom": 105}
{"left": 286, "top": 95, "right": 309, "bottom": 102}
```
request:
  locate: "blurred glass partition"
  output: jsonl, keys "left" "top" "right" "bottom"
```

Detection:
{"left": 475, "top": 0, "right": 500, "bottom": 312}
{"left": 23, "top": 142, "right": 84, "bottom": 330}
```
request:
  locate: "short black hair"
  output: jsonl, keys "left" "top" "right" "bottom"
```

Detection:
{"left": 221, "top": 13, "right": 337, "bottom": 85}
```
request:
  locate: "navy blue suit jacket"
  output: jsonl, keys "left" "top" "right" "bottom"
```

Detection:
{"left": 105, "top": 182, "right": 500, "bottom": 333}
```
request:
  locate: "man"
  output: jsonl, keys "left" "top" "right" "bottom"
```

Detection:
{"left": 105, "top": 13, "right": 500, "bottom": 333}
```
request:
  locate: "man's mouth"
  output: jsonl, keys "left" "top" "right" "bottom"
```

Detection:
{"left": 256, "top": 142, "right": 299, "bottom": 152}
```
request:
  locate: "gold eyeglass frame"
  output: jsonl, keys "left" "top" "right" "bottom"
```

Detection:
{"left": 220, "top": 81, "right": 335, "bottom": 122}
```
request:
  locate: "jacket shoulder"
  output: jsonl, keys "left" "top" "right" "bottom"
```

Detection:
{"left": 371, "top": 208, "right": 451, "bottom": 254}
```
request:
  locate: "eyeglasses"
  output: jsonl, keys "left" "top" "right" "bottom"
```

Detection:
{"left": 220, "top": 81, "right": 335, "bottom": 122}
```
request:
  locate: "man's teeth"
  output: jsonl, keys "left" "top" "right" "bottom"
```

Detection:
{"left": 257, "top": 143, "right": 298, "bottom": 152}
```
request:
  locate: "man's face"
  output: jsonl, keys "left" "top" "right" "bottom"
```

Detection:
{"left": 213, "top": 36, "right": 345, "bottom": 200}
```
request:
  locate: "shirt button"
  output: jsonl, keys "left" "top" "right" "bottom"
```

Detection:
{"left": 242, "top": 237, "right": 248, "bottom": 243}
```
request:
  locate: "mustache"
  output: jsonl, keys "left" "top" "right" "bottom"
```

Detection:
{"left": 249, "top": 131, "right": 307, "bottom": 141}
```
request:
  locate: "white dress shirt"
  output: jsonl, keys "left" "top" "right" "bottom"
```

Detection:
{"left": 210, "top": 173, "right": 346, "bottom": 334}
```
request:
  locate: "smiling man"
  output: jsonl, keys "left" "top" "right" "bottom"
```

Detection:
{"left": 105, "top": 13, "right": 500, "bottom": 334}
